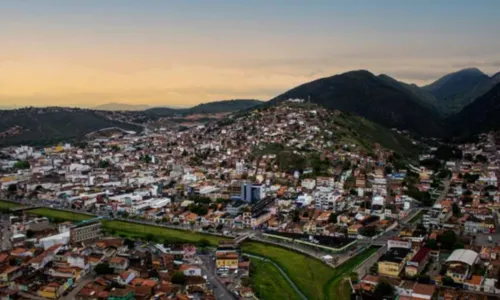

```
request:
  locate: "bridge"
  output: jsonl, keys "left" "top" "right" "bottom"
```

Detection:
{"left": 233, "top": 233, "right": 254, "bottom": 244}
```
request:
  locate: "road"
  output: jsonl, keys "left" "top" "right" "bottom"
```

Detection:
{"left": 198, "top": 254, "right": 235, "bottom": 300}
{"left": 0, "top": 214, "right": 11, "bottom": 251}
{"left": 61, "top": 276, "right": 94, "bottom": 300}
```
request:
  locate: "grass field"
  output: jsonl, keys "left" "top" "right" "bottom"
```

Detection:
{"left": 241, "top": 241, "right": 332, "bottom": 300}
{"left": 9, "top": 203, "right": 378, "bottom": 300}
{"left": 28, "top": 208, "right": 92, "bottom": 221}
{"left": 101, "top": 220, "right": 225, "bottom": 246}
{"left": 0, "top": 201, "right": 22, "bottom": 210}
{"left": 249, "top": 258, "right": 303, "bottom": 300}
{"left": 324, "top": 247, "right": 378, "bottom": 300}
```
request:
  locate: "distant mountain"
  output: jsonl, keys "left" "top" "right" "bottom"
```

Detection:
{"left": 492, "top": 72, "right": 500, "bottom": 85}
{"left": 449, "top": 83, "right": 500, "bottom": 137}
{"left": 94, "top": 103, "right": 151, "bottom": 111}
{"left": 0, "top": 108, "right": 141, "bottom": 146}
{"left": 377, "top": 74, "right": 439, "bottom": 112}
{"left": 268, "top": 70, "right": 445, "bottom": 137}
{"left": 145, "top": 99, "right": 263, "bottom": 117}
{"left": 422, "top": 68, "right": 494, "bottom": 115}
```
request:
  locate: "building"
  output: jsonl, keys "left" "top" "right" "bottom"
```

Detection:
{"left": 378, "top": 247, "right": 412, "bottom": 278}
{"left": 445, "top": 249, "right": 479, "bottom": 283}
{"left": 301, "top": 178, "right": 316, "bottom": 190}
{"left": 215, "top": 252, "right": 239, "bottom": 270}
{"left": 69, "top": 219, "right": 102, "bottom": 244}
{"left": 405, "top": 248, "right": 431, "bottom": 277}
{"left": 241, "top": 183, "right": 264, "bottom": 203}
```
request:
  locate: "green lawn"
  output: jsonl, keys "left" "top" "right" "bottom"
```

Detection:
{"left": 101, "top": 220, "right": 225, "bottom": 246}
{"left": 24, "top": 207, "right": 226, "bottom": 246}
{"left": 0, "top": 200, "right": 22, "bottom": 210}
{"left": 241, "top": 241, "right": 332, "bottom": 300}
{"left": 249, "top": 258, "right": 302, "bottom": 300}
{"left": 324, "top": 247, "right": 378, "bottom": 300}
{"left": 28, "top": 208, "right": 92, "bottom": 221}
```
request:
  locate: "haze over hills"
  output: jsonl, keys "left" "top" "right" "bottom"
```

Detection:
{"left": 2, "top": 67, "right": 500, "bottom": 146}
{"left": 93, "top": 103, "right": 152, "bottom": 111}
{"left": 268, "top": 70, "right": 446, "bottom": 137}
{"left": 422, "top": 68, "right": 495, "bottom": 115}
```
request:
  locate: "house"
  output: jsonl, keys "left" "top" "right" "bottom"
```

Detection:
{"left": 405, "top": 248, "right": 431, "bottom": 277}
{"left": 0, "top": 266, "right": 24, "bottom": 282}
{"left": 180, "top": 265, "right": 202, "bottom": 277}
{"left": 445, "top": 249, "right": 479, "bottom": 283}
{"left": 118, "top": 271, "right": 136, "bottom": 285}
{"left": 109, "top": 256, "right": 129, "bottom": 272}
{"left": 216, "top": 252, "right": 239, "bottom": 270}
{"left": 378, "top": 248, "right": 412, "bottom": 278}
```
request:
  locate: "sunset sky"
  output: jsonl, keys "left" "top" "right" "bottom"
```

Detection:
{"left": 1, "top": 0, "right": 499, "bottom": 107}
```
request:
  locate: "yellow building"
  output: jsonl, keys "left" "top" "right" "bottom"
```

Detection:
{"left": 38, "top": 286, "right": 59, "bottom": 299}
{"left": 215, "top": 252, "right": 239, "bottom": 270}
{"left": 378, "top": 248, "right": 412, "bottom": 277}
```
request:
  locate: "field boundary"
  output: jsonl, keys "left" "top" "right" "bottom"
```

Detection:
{"left": 244, "top": 253, "right": 308, "bottom": 300}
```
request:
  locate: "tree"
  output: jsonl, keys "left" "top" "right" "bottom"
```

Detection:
{"left": 328, "top": 212, "right": 338, "bottom": 224}
{"left": 442, "top": 276, "right": 455, "bottom": 287}
{"left": 197, "top": 238, "right": 210, "bottom": 249}
{"left": 124, "top": 238, "right": 135, "bottom": 250}
{"left": 452, "top": 203, "right": 461, "bottom": 217}
{"left": 425, "top": 239, "right": 438, "bottom": 250}
{"left": 171, "top": 271, "right": 187, "bottom": 285}
{"left": 145, "top": 233, "right": 155, "bottom": 242}
{"left": 374, "top": 279, "right": 395, "bottom": 299}
{"left": 439, "top": 230, "right": 457, "bottom": 250}
{"left": 94, "top": 263, "right": 114, "bottom": 275}
{"left": 98, "top": 160, "right": 110, "bottom": 168}
{"left": 14, "top": 160, "right": 30, "bottom": 170}
{"left": 26, "top": 229, "right": 35, "bottom": 239}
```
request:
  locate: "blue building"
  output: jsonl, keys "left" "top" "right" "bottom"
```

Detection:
{"left": 241, "top": 183, "right": 263, "bottom": 203}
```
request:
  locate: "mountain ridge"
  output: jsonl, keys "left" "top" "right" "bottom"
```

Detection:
{"left": 268, "top": 69, "right": 446, "bottom": 137}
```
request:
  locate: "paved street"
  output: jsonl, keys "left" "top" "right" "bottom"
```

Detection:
{"left": 198, "top": 254, "right": 235, "bottom": 300}
{"left": 61, "top": 276, "right": 94, "bottom": 300}
{"left": 0, "top": 214, "right": 11, "bottom": 251}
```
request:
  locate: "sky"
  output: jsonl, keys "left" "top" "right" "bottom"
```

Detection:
{"left": 1, "top": 0, "right": 500, "bottom": 108}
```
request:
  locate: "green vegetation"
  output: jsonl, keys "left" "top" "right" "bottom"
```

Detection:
{"left": 325, "top": 247, "right": 378, "bottom": 300}
{"left": 101, "top": 220, "right": 225, "bottom": 245}
{"left": 249, "top": 258, "right": 302, "bottom": 300}
{"left": 242, "top": 242, "right": 330, "bottom": 299}
{"left": 14, "top": 160, "right": 30, "bottom": 169}
{"left": 28, "top": 208, "right": 91, "bottom": 222}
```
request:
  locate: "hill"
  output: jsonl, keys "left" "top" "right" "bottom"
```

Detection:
{"left": 492, "top": 72, "right": 500, "bottom": 85}
{"left": 449, "top": 83, "right": 500, "bottom": 138}
{"left": 218, "top": 102, "right": 417, "bottom": 160}
{"left": 0, "top": 108, "right": 142, "bottom": 146}
{"left": 377, "top": 74, "right": 439, "bottom": 112}
{"left": 93, "top": 103, "right": 151, "bottom": 111}
{"left": 268, "top": 70, "right": 445, "bottom": 137}
{"left": 188, "top": 99, "right": 263, "bottom": 114}
{"left": 145, "top": 99, "right": 263, "bottom": 117}
{"left": 422, "top": 68, "right": 494, "bottom": 115}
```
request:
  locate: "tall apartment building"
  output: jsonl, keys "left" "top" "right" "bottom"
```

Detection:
{"left": 70, "top": 219, "right": 103, "bottom": 244}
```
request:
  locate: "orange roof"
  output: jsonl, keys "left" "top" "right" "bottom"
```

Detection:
{"left": 466, "top": 275, "right": 482, "bottom": 285}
